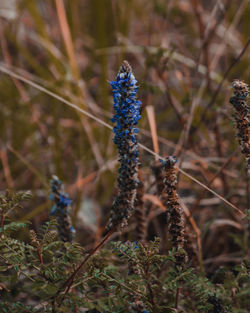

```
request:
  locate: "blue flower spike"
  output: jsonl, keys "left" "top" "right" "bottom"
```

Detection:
{"left": 107, "top": 61, "right": 142, "bottom": 230}
{"left": 50, "top": 175, "right": 75, "bottom": 242}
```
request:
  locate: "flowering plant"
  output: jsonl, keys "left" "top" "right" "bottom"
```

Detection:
{"left": 50, "top": 175, "right": 75, "bottom": 242}
{"left": 107, "top": 61, "right": 142, "bottom": 230}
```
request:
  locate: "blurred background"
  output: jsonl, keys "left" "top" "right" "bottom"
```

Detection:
{"left": 0, "top": 0, "right": 249, "bottom": 269}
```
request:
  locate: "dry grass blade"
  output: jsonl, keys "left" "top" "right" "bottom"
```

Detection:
{"left": 55, "top": 0, "right": 79, "bottom": 79}
{"left": 146, "top": 105, "right": 159, "bottom": 158}
{"left": 0, "top": 147, "right": 14, "bottom": 188}
{"left": 6, "top": 144, "right": 48, "bottom": 188}
{"left": 0, "top": 64, "right": 245, "bottom": 217}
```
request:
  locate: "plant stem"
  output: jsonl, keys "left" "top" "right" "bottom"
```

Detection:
{"left": 57, "top": 229, "right": 115, "bottom": 302}
{"left": 175, "top": 286, "right": 180, "bottom": 310}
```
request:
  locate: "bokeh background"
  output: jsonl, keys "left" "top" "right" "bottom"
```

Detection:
{"left": 0, "top": 0, "right": 249, "bottom": 269}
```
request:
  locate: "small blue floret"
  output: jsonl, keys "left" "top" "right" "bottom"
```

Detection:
{"left": 59, "top": 194, "right": 72, "bottom": 207}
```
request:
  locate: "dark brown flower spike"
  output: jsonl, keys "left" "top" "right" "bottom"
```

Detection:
{"left": 152, "top": 156, "right": 186, "bottom": 266}
{"left": 229, "top": 80, "right": 249, "bottom": 176}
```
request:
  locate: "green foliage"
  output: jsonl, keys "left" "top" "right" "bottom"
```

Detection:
{"left": 0, "top": 189, "right": 32, "bottom": 215}
{"left": 0, "top": 193, "right": 249, "bottom": 312}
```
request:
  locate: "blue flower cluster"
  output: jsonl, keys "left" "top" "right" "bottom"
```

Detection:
{"left": 107, "top": 61, "right": 142, "bottom": 230}
{"left": 110, "top": 63, "right": 141, "bottom": 150}
{"left": 50, "top": 175, "right": 75, "bottom": 242}
{"left": 50, "top": 176, "right": 72, "bottom": 215}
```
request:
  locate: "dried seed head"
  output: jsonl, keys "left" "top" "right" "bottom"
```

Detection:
{"left": 231, "top": 80, "right": 248, "bottom": 99}
{"left": 152, "top": 156, "right": 187, "bottom": 266}
{"left": 30, "top": 229, "right": 39, "bottom": 246}
{"left": 229, "top": 80, "right": 249, "bottom": 178}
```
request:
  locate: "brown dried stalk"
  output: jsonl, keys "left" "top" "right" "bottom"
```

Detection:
{"left": 163, "top": 157, "right": 186, "bottom": 266}
{"left": 152, "top": 157, "right": 186, "bottom": 266}
{"left": 230, "top": 80, "right": 249, "bottom": 212}
{"left": 230, "top": 80, "right": 249, "bottom": 175}
{"left": 134, "top": 168, "right": 147, "bottom": 242}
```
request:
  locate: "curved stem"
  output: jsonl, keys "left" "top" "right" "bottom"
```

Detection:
{"left": 56, "top": 229, "right": 115, "bottom": 303}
